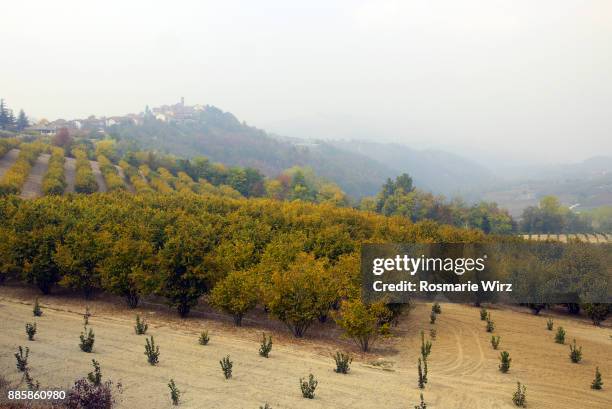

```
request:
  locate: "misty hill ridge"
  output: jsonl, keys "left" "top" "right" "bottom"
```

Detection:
{"left": 32, "top": 101, "right": 609, "bottom": 208}
{"left": 329, "top": 140, "right": 497, "bottom": 196}
{"left": 108, "top": 105, "right": 492, "bottom": 198}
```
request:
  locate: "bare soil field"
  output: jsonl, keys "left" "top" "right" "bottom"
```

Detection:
{"left": 20, "top": 154, "right": 50, "bottom": 199}
{"left": 89, "top": 161, "right": 107, "bottom": 193}
{"left": 0, "top": 286, "right": 610, "bottom": 409}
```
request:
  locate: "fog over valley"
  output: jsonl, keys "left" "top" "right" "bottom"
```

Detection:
{"left": 2, "top": 0, "right": 611, "bottom": 167}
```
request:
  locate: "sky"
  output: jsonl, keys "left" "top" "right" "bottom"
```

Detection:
{"left": 1, "top": 0, "right": 611, "bottom": 166}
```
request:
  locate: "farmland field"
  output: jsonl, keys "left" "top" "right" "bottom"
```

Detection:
{"left": 0, "top": 149, "right": 127, "bottom": 197}
{"left": 521, "top": 233, "right": 612, "bottom": 243}
{"left": 1, "top": 286, "right": 610, "bottom": 409}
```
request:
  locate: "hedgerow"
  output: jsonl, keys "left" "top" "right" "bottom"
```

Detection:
{"left": 0, "top": 142, "right": 45, "bottom": 195}
{"left": 119, "top": 160, "right": 152, "bottom": 193}
{"left": 98, "top": 155, "right": 125, "bottom": 192}
{"left": 73, "top": 148, "right": 98, "bottom": 194}
{"left": 42, "top": 147, "right": 66, "bottom": 195}
{"left": 0, "top": 137, "right": 19, "bottom": 158}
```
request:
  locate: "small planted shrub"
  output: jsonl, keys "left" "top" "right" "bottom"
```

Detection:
{"left": 145, "top": 336, "right": 160, "bottom": 365}
{"left": 25, "top": 322, "right": 37, "bottom": 341}
{"left": 569, "top": 339, "right": 582, "bottom": 363}
{"left": 499, "top": 351, "right": 511, "bottom": 373}
{"left": 420, "top": 331, "right": 432, "bottom": 359}
{"left": 429, "top": 311, "right": 437, "bottom": 324}
{"left": 134, "top": 315, "right": 148, "bottom": 335}
{"left": 512, "top": 382, "right": 527, "bottom": 407}
{"left": 259, "top": 333, "right": 272, "bottom": 358}
{"left": 555, "top": 326, "right": 566, "bottom": 344}
{"left": 260, "top": 403, "right": 272, "bottom": 409}
{"left": 546, "top": 318, "right": 554, "bottom": 331}
{"left": 15, "top": 346, "right": 29, "bottom": 372}
{"left": 220, "top": 355, "right": 233, "bottom": 379}
{"left": 23, "top": 369, "right": 40, "bottom": 391}
{"left": 168, "top": 379, "right": 180, "bottom": 406}
{"left": 486, "top": 314, "right": 495, "bottom": 333}
{"left": 414, "top": 393, "right": 427, "bottom": 409}
{"left": 87, "top": 360, "right": 102, "bottom": 386}
{"left": 79, "top": 326, "right": 95, "bottom": 353}
{"left": 480, "top": 307, "right": 488, "bottom": 321}
{"left": 591, "top": 367, "right": 603, "bottom": 390}
{"left": 429, "top": 328, "right": 437, "bottom": 340}
{"left": 300, "top": 374, "right": 317, "bottom": 399}
{"left": 432, "top": 303, "right": 441, "bottom": 314}
{"left": 333, "top": 352, "right": 352, "bottom": 374}
{"left": 33, "top": 298, "right": 43, "bottom": 317}
{"left": 66, "top": 378, "right": 115, "bottom": 409}
{"left": 491, "top": 335, "right": 501, "bottom": 350}
{"left": 417, "top": 358, "right": 425, "bottom": 389}
{"left": 198, "top": 331, "right": 210, "bottom": 345}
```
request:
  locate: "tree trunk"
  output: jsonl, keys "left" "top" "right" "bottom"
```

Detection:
{"left": 125, "top": 292, "right": 139, "bottom": 309}
{"left": 38, "top": 282, "right": 52, "bottom": 295}
{"left": 177, "top": 303, "right": 191, "bottom": 317}
{"left": 233, "top": 314, "right": 243, "bottom": 326}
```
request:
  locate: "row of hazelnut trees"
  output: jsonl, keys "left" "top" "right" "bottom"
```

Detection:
{"left": 0, "top": 190, "right": 484, "bottom": 343}
{"left": 0, "top": 142, "right": 46, "bottom": 195}
{"left": 0, "top": 137, "right": 19, "bottom": 158}
{"left": 42, "top": 147, "right": 66, "bottom": 195}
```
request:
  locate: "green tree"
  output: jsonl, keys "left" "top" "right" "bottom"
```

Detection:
{"left": 6, "top": 110, "right": 15, "bottom": 130}
{"left": 266, "top": 253, "right": 336, "bottom": 337}
{"left": 55, "top": 224, "right": 110, "bottom": 298}
{"left": 156, "top": 220, "right": 213, "bottom": 317}
{"left": 209, "top": 269, "right": 259, "bottom": 326}
{"left": 290, "top": 169, "right": 316, "bottom": 201}
{"left": 21, "top": 226, "right": 62, "bottom": 294}
{"left": 0, "top": 99, "right": 9, "bottom": 130}
{"left": 583, "top": 303, "right": 610, "bottom": 326}
{"left": 16, "top": 109, "right": 29, "bottom": 131}
{"left": 334, "top": 299, "right": 388, "bottom": 352}
{"left": 520, "top": 196, "right": 576, "bottom": 233}
{"left": 99, "top": 236, "right": 154, "bottom": 308}
{"left": 376, "top": 174, "right": 414, "bottom": 213}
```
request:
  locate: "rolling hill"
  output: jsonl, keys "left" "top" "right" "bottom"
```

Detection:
{"left": 107, "top": 106, "right": 496, "bottom": 198}
{"left": 329, "top": 140, "right": 498, "bottom": 197}
{"left": 108, "top": 109, "right": 396, "bottom": 198}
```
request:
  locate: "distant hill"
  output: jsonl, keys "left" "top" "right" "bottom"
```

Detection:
{"left": 494, "top": 155, "right": 612, "bottom": 181}
{"left": 330, "top": 140, "right": 497, "bottom": 197}
{"left": 480, "top": 169, "right": 612, "bottom": 217}
{"left": 108, "top": 107, "right": 401, "bottom": 197}
{"left": 469, "top": 156, "right": 612, "bottom": 216}
{"left": 108, "top": 106, "right": 500, "bottom": 198}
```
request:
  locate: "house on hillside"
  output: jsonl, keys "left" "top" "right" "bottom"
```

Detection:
{"left": 151, "top": 98, "right": 200, "bottom": 123}
{"left": 126, "top": 114, "right": 143, "bottom": 126}
{"left": 27, "top": 125, "right": 56, "bottom": 135}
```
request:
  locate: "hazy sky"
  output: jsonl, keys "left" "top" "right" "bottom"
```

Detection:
{"left": 1, "top": 0, "right": 611, "bottom": 165}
